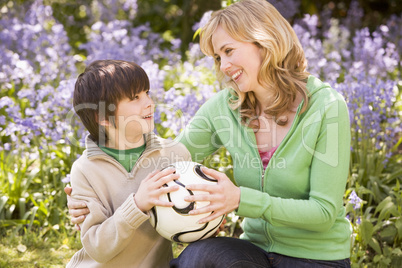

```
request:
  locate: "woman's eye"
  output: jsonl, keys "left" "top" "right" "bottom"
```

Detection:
{"left": 225, "top": 48, "right": 232, "bottom": 54}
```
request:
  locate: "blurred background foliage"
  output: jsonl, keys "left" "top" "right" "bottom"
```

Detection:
{"left": 6, "top": 0, "right": 402, "bottom": 57}
{"left": 0, "top": 0, "right": 401, "bottom": 267}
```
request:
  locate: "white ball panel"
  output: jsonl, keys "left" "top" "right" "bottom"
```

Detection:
{"left": 149, "top": 161, "right": 225, "bottom": 243}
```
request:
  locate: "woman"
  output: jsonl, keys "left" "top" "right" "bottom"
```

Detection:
{"left": 67, "top": 0, "right": 352, "bottom": 267}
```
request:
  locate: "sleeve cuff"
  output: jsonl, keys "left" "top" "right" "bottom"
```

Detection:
{"left": 118, "top": 194, "right": 150, "bottom": 229}
{"left": 236, "top": 186, "right": 271, "bottom": 218}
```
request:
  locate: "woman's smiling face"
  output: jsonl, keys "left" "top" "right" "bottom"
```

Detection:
{"left": 212, "top": 25, "right": 264, "bottom": 95}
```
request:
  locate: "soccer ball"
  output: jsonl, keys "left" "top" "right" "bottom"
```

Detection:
{"left": 149, "top": 161, "right": 225, "bottom": 243}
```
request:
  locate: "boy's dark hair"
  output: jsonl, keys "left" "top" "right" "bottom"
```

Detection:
{"left": 73, "top": 60, "right": 150, "bottom": 143}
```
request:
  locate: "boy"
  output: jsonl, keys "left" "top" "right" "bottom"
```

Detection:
{"left": 67, "top": 60, "right": 191, "bottom": 267}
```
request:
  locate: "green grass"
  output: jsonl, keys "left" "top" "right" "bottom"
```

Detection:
{"left": 0, "top": 230, "right": 81, "bottom": 268}
{"left": 0, "top": 230, "right": 191, "bottom": 267}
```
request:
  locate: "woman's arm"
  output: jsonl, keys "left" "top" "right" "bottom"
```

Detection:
{"left": 64, "top": 186, "right": 88, "bottom": 228}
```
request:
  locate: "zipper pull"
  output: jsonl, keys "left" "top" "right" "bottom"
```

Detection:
{"left": 261, "top": 169, "right": 265, "bottom": 189}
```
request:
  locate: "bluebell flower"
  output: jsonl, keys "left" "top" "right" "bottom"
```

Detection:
{"left": 268, "top": 0, "right": 300, "bottom": 19}
{"left": 62, "top": 174, "right": 71, "bottom": 184}
{"left": 4, "top": 143, "right": 11, "bottom": 151}
{"left": 192, "top": 11, "right": 213, "bottom": 32}
{"left": 0, "top": 115, "right": 5, "bottom": 125}
{"left": 0, "top": 97, "right": 14, "bottom": 109}
{"left": 349, "top": 190, "right": 363, "bottom": 210}
{"left": 343, "top": 0, "right": 364, "bottom": 31}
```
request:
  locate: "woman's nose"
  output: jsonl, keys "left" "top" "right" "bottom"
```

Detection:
{"left": 220, "top": 58, "right": 231, "bottom": 73}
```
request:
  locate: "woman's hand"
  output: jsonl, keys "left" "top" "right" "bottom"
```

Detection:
{"left": 134, "top": 168, "right": 180, "bottom": 213}
{"left": 184, "top": 167, "right": 240, "bottom": 224}
{"left": 64, "top": 186, "right": 89, "bottom": 229}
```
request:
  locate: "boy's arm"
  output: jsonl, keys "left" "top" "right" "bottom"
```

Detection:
{"left": 70, "top": 165, "right": 149, "bottom": 263}
{"left": 70, "top": 164, "right": 179, "bottom": 263}
{"left": 64, "top": 143, "right": 193, "bottom": 228}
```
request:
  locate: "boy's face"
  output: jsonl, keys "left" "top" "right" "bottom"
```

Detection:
{"left": 111, "top": 90, "right": 155, "bottom": 140}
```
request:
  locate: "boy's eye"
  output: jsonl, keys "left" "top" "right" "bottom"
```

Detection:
{"left": 215, "top": 56, "right": 221, "bottom": 62}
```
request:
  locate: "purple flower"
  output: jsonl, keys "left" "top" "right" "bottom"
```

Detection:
{"left": 268, "top": 0, "right": 300, "bottom": 19}
{"left": 62, "top": 174, "right": 71, "bottom": 184}
{"left": 333, "top": 70, "right": 399, "bottom": 163}
{"left": 348, "top": 190, "right": 363, "bottom": 210}
{"left": 192, "top": 11, "right": 213, "bottom": 32}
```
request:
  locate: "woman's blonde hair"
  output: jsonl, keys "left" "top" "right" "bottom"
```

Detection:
{"left": 200, "top": 0, "right": 310, "bottom": 127}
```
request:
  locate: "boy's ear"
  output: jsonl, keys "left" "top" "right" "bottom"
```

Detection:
{"left": 95, "top": 112, "right": 111, "bottom": 127}
{"left": 99, "top": 119, "right": 111, "bottom": 127}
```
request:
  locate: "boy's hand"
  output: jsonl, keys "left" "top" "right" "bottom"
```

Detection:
{"left": 134, "top": 168, "right": 180, "bottom": 213}
{"left": 64, "top": 186, "right": 89, "bottom": 229}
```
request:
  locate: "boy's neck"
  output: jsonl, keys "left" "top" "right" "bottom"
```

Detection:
{"left": 105, "top": 133, "right": 146, "bottom": 150}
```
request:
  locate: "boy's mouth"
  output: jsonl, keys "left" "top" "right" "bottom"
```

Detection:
{"left": 143, "top": 114, "right": 153, "bottom": 119}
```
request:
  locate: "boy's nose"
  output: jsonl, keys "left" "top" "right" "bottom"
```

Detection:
{"left": 145, "top": 94, "right": 154, "bottom": 107}
{"left": 148, "top": 102, "right": 155, "bottom": 112}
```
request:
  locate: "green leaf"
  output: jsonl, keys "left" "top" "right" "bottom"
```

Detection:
{"left": 392, "top": 247, "right": 402, "bottom": 256}
{"left": 373, "top": 254, "right": 382, "bottom": 263}
{"left": 357, "top": 185, "right": 374, "bottom": 197}
{"left": 375, "top": 196, "right": 392, "bottom": 215}
{"left": 369, "top": 237, "right": 382, "bottom": 255}
{"left": 395, "top": 217, "right": 402, "bottom": 240}
{"left": 384, "top": 167, "right": 402, "bottom": 183}
{"left": 377, "top": 202, "right": 398, "bottom": 222}
{"left": 193, "top": 28, "right": 202, "bottom": 40}
{"left": 392, "top": 136, "right": 402, "bottom": 151}
{"left": 380, "top": 225, "right": 397, "bottom": 240}
{"left": 360, "top": 219, "right": 374, "bottom": 246}
{"left": 0, "top": 196, "right": 9, "bottom": 214}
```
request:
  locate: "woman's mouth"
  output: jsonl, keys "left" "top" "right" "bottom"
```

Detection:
{"left": 231, "top": 70, "right": 243, "bottom": 81}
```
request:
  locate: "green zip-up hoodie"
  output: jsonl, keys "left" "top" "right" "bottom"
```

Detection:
{"left": 177, "top": 75, "right": 352, "bottom": 260}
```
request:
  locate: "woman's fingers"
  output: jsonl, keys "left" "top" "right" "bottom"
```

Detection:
{"left": 64, "top": 186, "right": 72, "bottom": 196}
{"left": 184, "top": 190, "right": 219, "bottom": 202}
{"left": 197, "top": 210, "right": 226, "bottom": 224}
{"left": 71, "top": 215, "right": 86, "bottom": 225}
{"left": 68, "top": 200, "right": 88, "bottom": 210}
{"left": 201, "top": 166, "right": 226, "bottom": 180}
{"left": 69, "top": 207, "right": 90, "bottom": 217}
{"left": 182, "top": 166, "right": 240, "bottom": 222}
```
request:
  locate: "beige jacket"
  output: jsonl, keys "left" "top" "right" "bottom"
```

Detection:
{"left": 67, "top": 132, "right": 191, "bottom": 268}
